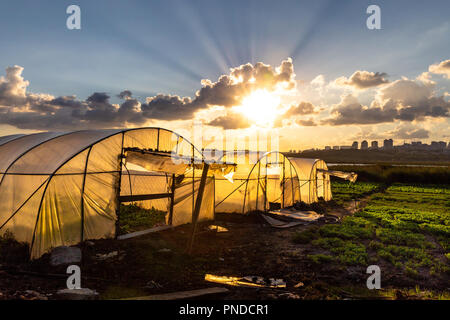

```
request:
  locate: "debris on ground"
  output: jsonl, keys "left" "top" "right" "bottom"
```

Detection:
{"left": 294, "top": 281, "right": 304, "bottom": 288}
{"left": 207, "top": 225, "right": 229, "bottom": 233}
{"left": 261, "top": 214, "right": 304, "bottom": 228}
{"left": 12, "top": 290, "right": 49, "bottom": 300}
{"left": 157, "top": 248, "right": 171, "bottom": 253}
{"left": 268, "top": 208, "right": 323, "bottom": 222}
{"left": 278, "top": 292, "right": 300, "bottom": 299}
{"left": 94, "top": 251, "right": 119, "bottom": 261}
{"left": 50, "top": 246, "right": 82, "bottom": 266}
{"left": 144, "top": 280, "right": 163, "bottom": 289}
{"left": 205, "top": 274, "right": 286, "bottom": 288}
{"left": 56, "top": 288, "right": 99, "bottom": 300}
{"left": 121, "top": 287, "right": 229, "bottom": 300}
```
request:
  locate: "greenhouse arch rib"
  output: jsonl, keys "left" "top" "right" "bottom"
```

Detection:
{"left": 241, "top": 151, "right": 302, "bottom": 214}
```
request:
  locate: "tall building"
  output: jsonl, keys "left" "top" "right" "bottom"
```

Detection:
{"left": 361, "top": 140, "right": 368, "bottom": 150}
{"left": 383, "top": 139, "right": 393, "bottom": 149}
{"left": 371, "top": 141, "right": 379, "bottom": 149}
{"left": 351, "top": 141, "right": 358, "bottom": 149}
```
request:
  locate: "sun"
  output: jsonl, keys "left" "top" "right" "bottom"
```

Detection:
{"left": 236, "top": 89, "right": 281, "bottom": 126}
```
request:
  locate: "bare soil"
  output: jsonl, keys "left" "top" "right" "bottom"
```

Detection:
{"left": 0, "top": 198, "right": 447, "bottom": 300}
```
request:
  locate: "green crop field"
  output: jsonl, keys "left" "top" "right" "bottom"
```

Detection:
{"left": 330, "top": 180, "right": 383, "bottom": 205}
{"left": 295, "top": 181, "right": 450, "bottom": 294}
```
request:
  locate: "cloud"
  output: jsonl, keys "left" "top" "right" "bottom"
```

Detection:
{"left": 0, "top": 59, "right": 296, "bottom": 130}
{"left": 334, "top": 71, "right": 389, "bottom": 89}
{"left": 284, "top": 101, "right": 317, "bottom": 117}
{"left": 0, "top": 65, "right": 29, "bottom": 106}
{"left": 323, "top": 79, "right": 450, "bottom": 125}
{"left": 296, "top": 118, "right": 317, "bottom": 126}
{"left": 207, "top": 112, "right": 252, "bottom": 130}
{"left": 322, "top": 94, "right": 398, "bottom": 125}
{"left": 387, "top": 124, "right": 430, "bottom": 139}
{"left": 118, "top": 90, "right": 133, "bottom": 99}
{"left": 429, "top": 59, "right": 450, "bottom": 78}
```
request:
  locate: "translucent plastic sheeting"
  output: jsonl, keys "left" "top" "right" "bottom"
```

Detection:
{"left": 120, "top": 170, "right": 170, "bottom": 211}
{"left": 125, "top": 151, "right": 190, "bottom": 175}
{"left": 214, "top": 152, "right": 301, "bottom": 214}
{"left": 170, "top": 175, "right": 214, "bottom": 227}
{"left": 0, "top": 134, "right": 26, "bottom": 147}
{"left": 318, "top": 169, "right": 358, "bottom": 183}
{"left": 288, "top": 158, "right": 332, "bottom": 204}
{"left": 0, "top": 128, "right": 207, "bottom": 259}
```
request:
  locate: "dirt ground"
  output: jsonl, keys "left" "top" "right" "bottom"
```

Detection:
{"left": 0, "top": 197, "right": 447, "bottom": 300}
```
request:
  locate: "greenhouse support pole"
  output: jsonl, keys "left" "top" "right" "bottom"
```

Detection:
{"left": 168, "top": 173, "right": 176, "bottom": 225}
{"left": 264, "top": 160, "right": 268, "bottom": 211}
{"left": 282, "top": 157, "right": 285, "bottom": 208}
{"left": 255, "top": 161, "right": 260, "bottom": 211}
{"left": 187, "top": 162, "right": 209, "bottom": 254}
{"left": 115, "top": 132, "right": 125, "bottom": 239}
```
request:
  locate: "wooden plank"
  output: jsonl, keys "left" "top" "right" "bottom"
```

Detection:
{"left": 187, "top": 162, "right": 209, "bottom": 253}
{"left": 119, "top": 193, "right": 172, "bottom": 202}
{"left": 117, "top": 225, "right": 172, "bottom": 240}
{"left": 120, "top": 287, "right": 229, "bottom": 300}
{"left": 168, "top": 173, "right": 176, "bottom": 225}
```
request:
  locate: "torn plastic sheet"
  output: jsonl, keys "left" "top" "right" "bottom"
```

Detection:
{"left": 317, "top": 168, "right": 358, "bottom": 183}
{"left": 204, "top": 274, "right": 286, "bottom": 288}
{"left": 125, "top": 151, "right": 189, "bottom": 174}
{"left": 207, "top": 225, "right": 229, "bottom": 232}
{"left": 268, "top": 208, "right": 323, "bottom": 222}
{"left": 261, "top": 214, "right": 305, "bottom": 228}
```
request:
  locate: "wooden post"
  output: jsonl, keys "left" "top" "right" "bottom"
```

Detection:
{"left": 168, "top": 173, "right": 176, "bottom": 226}
{"left": 282, "top": 157, "right": 285, "bottom": 208}
{"left": 187, "top": 162, "right": 210, "bottom": 253}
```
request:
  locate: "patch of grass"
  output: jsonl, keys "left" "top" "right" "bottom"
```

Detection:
{"left": 101, "top": 286, "right": 148, "bottom": 300}
{"left": 330, "top": 165, "right": 450, "bottom": 184}
{"left": 375, "top": 228, "right": 432, "bottom": 248}
{"left": 301, "top": 182, "right": 450, "bottom": 280}
{"left": 292, "top": 227, "right": 318, "bottom": 244}
{"left": 0, "top": 230, "right": 29, "bottom": 264}
{"left": 118, "top": 204, "right": 167, "bottom": 235}
{"left": 312, "top": 237, "right": 368, "bottom": 265}
{"left": 307, "top": 254, "right": 336, "bottom": 264}
{"left": 331, "top": 181, "right": 382, "bottom": 205}
{"left": 319, "top": 216, "right": 375, "bottom": 240}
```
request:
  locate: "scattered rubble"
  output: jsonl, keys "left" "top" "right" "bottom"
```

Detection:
{"left": 50, "top": 246, "right": 82, "bottom": 266}
{"left": 94, "top": 251, "right": 119, "bottom": 261}
{"left": 144, "top": 280, "right": 163, "bottom": 289}
{"left": 56, "top": 288, "right": 99, "bottom": 300}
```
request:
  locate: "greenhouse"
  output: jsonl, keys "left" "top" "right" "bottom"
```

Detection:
{"left": 0, "top": 128, "right": 216, "bottom": 259}
{"left": 0, "top": 128, "right": 355, "bottom": 259}
{"left": 212, "top": 151, "right": 337, "bottom": 214}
